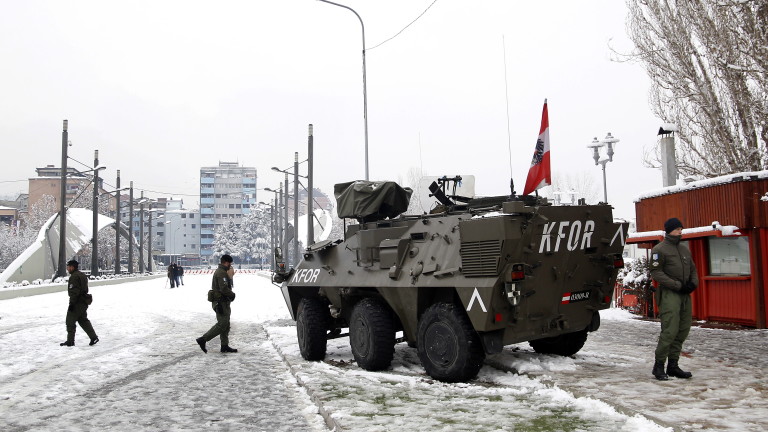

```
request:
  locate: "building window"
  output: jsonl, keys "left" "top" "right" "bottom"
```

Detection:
{"left": 182, "top": 214, "right": 187, "bottom": 218}
{"left": 708, "top": 237, "right": 751, "bottom": 276}
{"left": 191, "top": 224, "right": 196, "bottom": 228}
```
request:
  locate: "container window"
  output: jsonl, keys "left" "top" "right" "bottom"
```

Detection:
{"left": 708, "top": 237, "right": 750, "bottom": 276}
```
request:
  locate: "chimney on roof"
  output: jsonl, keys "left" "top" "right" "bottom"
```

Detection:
{"left": 658, "top": 123, "right": 679, "bottom": 187}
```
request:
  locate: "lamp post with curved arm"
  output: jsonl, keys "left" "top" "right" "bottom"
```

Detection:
{"left": 317, "top": 0, "right": 369, "bottom": 180}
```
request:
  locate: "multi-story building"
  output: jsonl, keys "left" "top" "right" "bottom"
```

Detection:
{"left": 28, "top": 165, "right": 108, "bottom": 212}
{"left": 199, "top": 162, "right": 257, "bottom": 261}
{"left": 157, "top": 209, "right": 200, "bottom": 266}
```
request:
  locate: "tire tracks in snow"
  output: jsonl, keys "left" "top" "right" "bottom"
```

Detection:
{"left": 0, "top": 311, "right": 203, "bottom": 416}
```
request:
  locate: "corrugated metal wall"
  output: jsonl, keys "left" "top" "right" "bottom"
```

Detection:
{"left": 635, "top": 178, "right": 768, "bottom": 232}
{"left": 635, "top": 177, "right": 768, "bottom": 328}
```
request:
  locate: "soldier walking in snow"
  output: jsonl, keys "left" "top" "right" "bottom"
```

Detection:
{"left": 196, "top": 254, "right": 237, "bottom": 353}
{"left": 60, "top": 260, "right": 99, "bottom": 347}
{"left": 177, "top": 264, "right": 185, "bottom": 286}
{"left": 650, "top": 218, "right": 698, "bottom": 380}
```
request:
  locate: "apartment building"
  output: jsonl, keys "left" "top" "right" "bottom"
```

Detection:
{"left": 199, "top": 161, "right": 257, "bottom": 261}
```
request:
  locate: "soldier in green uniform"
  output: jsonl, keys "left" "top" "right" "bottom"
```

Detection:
{"left": 196, "top": 254, "right": 237, "bottom": 353}
{"left": 60, "top": 260, "right": 99, "bottom": 347}
{"left": 650, "top": 218, "right": 698, "bottom": 380}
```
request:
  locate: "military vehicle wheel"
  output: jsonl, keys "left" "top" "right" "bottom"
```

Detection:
{"left": 349, "top": 298, "right": 396, "bottom": 371}
{"left": 297, "top": 297, "right": 329, "bottom": 361}
{"left": 417, "top": 302, "right": 485, "bottom": 382}
{"left": 528, "top": 329, "right": 588, "bottom": 356}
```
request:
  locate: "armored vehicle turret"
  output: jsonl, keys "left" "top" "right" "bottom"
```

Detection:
{"left": 275, "top": 177, "right": 627, "bottom": 382}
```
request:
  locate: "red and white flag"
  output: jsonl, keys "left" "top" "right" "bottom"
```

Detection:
{"left": 523, "top": 99, "right": 551, "bottom": 195}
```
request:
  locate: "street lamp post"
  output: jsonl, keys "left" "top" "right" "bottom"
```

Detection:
{"left": 264, "top": 187, "right": 283, "bottom": 252}
{"left": 307, "top": 124, "right": 314, "bottom": 246}
{"left": 114, "top": 170, "right": 121, "bottom": 274}
{"left": 57, "top": 120, "right": 69, "bottom": 278}
{"left": 147, "top": 207, "right": 161, "bottom": 272}
{"left": 317, "top": 0, "right": 369, "bottom": 180}
{"left": 128, "top": 182, "right": 134, "bottom": 273}
{"left": 138, "top": 194, "right": 146, "bottom": 273}
{"left": 587, "top": 132, "right": 620, "bottom": 203}
{"left": 260, "top": 201, "right": 276, "bottom": 270}
{"left": 293, "top": 153, "right": 299, "bottom": 262}
{"left": 283, "top": 173, "right": 290, "bottom": 264}
{"left": 91, "top": 150, "right": 100, "bottom": 276}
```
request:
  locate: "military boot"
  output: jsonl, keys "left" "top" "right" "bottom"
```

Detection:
{"left": 221, "top": 346, "right": 238, "bottom": 353}
{"left": 60, "top": 341, "right": 74, "bottom": 347}
{"left": 652, "top": 360, "right": 668, "bottom": 380}
{"left": 667, "top": 359, "right": 693, "bottom": 379}
{"left": 196, "top": 337, "right": 208, "bottom": 353}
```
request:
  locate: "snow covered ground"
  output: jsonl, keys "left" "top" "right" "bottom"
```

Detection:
{"left": 0, "top": 273, "right": 765, "bottom": 431}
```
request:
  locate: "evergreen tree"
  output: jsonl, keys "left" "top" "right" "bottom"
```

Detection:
{"left": 237, "top": 207, "right": 271, "bottom": 266}
{"left": 213, "top": 220, "right": 241, "bottom": 261}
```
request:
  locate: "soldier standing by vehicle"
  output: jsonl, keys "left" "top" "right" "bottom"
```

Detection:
{"left": 650, "top": 217, "right": 698, "bottom": 380}
{"left": 60, "top": 260, "right": 99, "bottom": 347}
{"left": 196, "top": 254, "right": 237, "bottom": 353}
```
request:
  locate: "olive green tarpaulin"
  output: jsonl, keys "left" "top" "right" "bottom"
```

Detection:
{"left": 334, "top": 181, "right": 413, "bottom": 221}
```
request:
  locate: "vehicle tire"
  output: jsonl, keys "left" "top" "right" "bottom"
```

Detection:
{"left": 417, "top": 302, "right": 485, "bottom": 382}
{"left": 296, "top": 297, "right": 329, "bottom": 361}
{"left": 528, "top": 328, "right": 588, "bottom": 356}
{"left": 349, "top": 298, "right": 396, "bottom": 371}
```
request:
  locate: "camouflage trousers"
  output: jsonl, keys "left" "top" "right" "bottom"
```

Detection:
{"left": 654, "top": 289, "right": 692, "bottom": 363}
{"left": 65, "top": 303, "right": 97, "bottom": 344}
{"left": 202, "top": 301, "right": 231, "bottom": 347}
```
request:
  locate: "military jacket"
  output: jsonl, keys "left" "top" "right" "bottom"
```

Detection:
{"left": 211, "top": 264, "right": 234, "bottom": 300}
{"left": 650, "top": 235, "right": 699, "bottom": 292}
{"left": 67, "top": 270, "right": 90, "bottom": 305}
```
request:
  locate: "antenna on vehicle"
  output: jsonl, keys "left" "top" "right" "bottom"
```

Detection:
{"left": 502, "top": 35, "right": 514, "bottom": 196}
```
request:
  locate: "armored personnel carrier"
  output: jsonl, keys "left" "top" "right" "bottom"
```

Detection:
{"left": 275, "top": 177, "right": 627, "bottom": 382}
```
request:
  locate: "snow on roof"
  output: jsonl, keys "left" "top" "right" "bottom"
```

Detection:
{"left": 628, "top": 222, "right": 741, "bottom": 241}
{"left": 0, "top": 205, "right": 16, "bottom": 210}
{"left": 634, "top": 169, "right": 768, "bottom": 202}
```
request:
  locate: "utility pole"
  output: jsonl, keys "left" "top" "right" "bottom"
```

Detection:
{"left": 293, "top": 152, "right": 299, "bottom": 263}
{"left": 147, "top": 204, "right": 154, "bottom": 272}
{"left": 284, "top": 173, "right": 289, "bottom": 264}
{"left": 139, "top": 192, "right": 145, "bottom": 273}
{"left": 91, "top": 150, "right": 99, "bottom": 276}
{"left": 270, "top": 200, "right": 275, "bottom": 270}
{"left": 278, "top": 183, "right": 284, "bottom": 253}
{"left": 57, "top": 120, "right": 68, "bottom": 278}
{"left": 308, "top": 124, "right": 314, "bottom": 246}
{"left": 128, "top": 182, "right": 134, "bottom": 273}
{"left": 114, "top": 170, "right": 121, "bottom": 274}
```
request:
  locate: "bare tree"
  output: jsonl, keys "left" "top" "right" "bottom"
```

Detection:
{"left": 623, "top": 0, "right": 767, "bottom": 177}
{"left": 542, "top": 172, "right": 601, "bottom": 205}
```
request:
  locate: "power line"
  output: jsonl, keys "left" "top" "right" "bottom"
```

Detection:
{"left": 368, "top": 0, "right": 440, "bottom": 51}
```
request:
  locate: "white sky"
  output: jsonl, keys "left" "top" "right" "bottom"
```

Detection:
{"left": 0, "top": 0, "right": 662, "bottom": 218}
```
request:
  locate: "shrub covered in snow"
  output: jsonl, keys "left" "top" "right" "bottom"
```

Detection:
{"left": 616, "top": 256, "right": 655, "bottom": 317}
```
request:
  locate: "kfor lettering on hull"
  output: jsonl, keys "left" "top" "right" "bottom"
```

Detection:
{"left": 467, "top": 288, "right": 487, "bottom": 313}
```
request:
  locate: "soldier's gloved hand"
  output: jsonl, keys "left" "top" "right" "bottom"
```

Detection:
{"left": 687, "top": 281, "right": 697, "bottom": 293}
{"left": 229, "top": 292, "right": 236, "bottom": 302}
{"left": 681, "top": 281, "right": 696, "bottom": 294}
